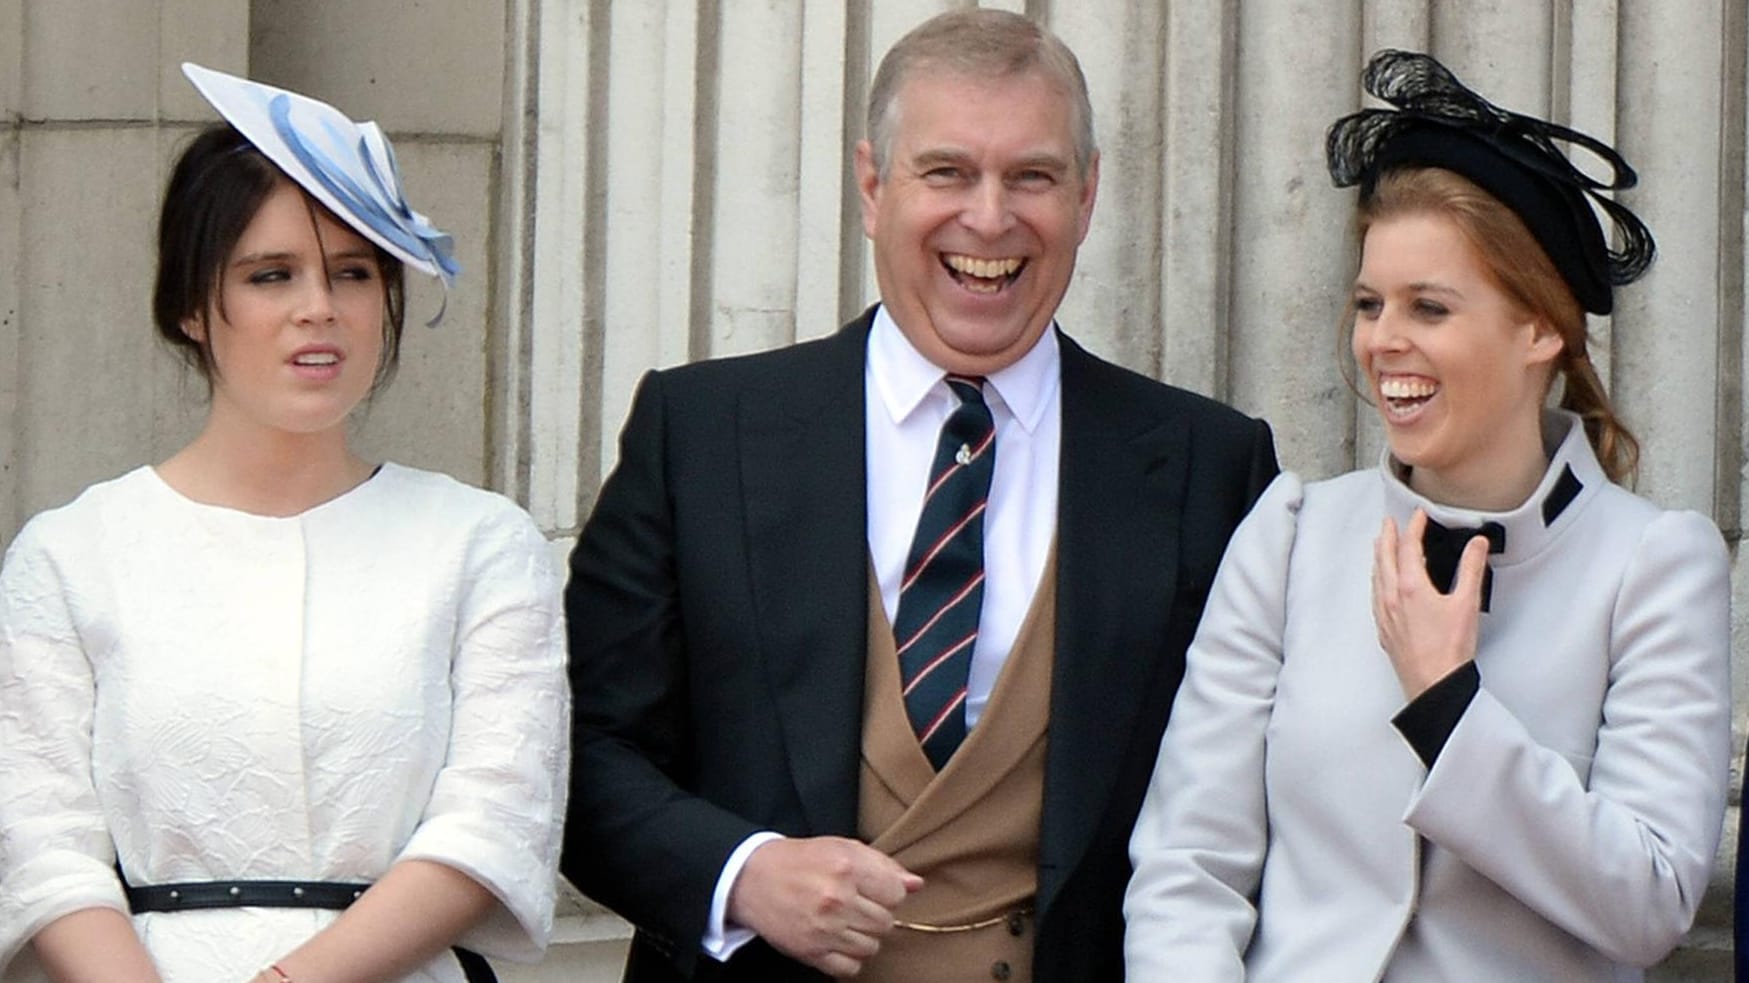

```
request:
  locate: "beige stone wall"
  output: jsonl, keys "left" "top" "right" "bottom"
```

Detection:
{"left": 4, "top": 0, "right": 1747, "bottom": 979}
{"left": 2, "top": 0, "right": 529, "bottom": 523}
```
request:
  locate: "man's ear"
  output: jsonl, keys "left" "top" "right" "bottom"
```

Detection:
{"left": 854, "top": 140, "right": 882, "bottom": 238}
{"left": 1076, "top": 150, "right": 1101, "bottom": 243}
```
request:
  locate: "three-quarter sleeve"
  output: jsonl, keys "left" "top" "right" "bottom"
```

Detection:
{"left": 0, "top": 517, "right": 129, "bottom": 969}
{"left": 395, "top": 504, "right": 571, "bottom": 963}
{"left": 1123, "top": 473, "right": 1303, "bottom": 981}
{"left": 1402, "top": 508, "right": 1731, "bottom": 966}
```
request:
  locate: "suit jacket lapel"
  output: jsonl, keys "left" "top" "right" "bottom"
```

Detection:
{"left": 740, "top": 312, "right": 873, "bottom": 836}
{"left": 1039, "top": 333, "right": 1190, "bottom": 917}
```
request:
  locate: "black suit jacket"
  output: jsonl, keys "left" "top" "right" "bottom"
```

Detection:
{"left": 562, "top": 309, "right": 1279, "bottom": 982}
{"left": 1736, "top": 746, "right": 1747, "bottom": 982}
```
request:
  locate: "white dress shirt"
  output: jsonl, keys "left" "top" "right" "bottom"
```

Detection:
{"left": 864, "top": 304, "right": 1061, "bottom": 728}
{"left": 704, "top": 305, "right": 1062, "bottom": 958}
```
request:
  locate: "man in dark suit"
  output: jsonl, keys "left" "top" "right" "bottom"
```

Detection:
{"left": 562, "top": 9, "right": 1277, "bottom": 981}
{"left": 1737, "top": 774, "right": 1747, "bottom": 982}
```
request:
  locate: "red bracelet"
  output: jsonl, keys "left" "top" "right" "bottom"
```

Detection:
{"left": 267, "top": 965, "right": 293, "bottom": 983}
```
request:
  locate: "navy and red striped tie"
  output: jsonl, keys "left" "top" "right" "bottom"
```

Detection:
{"left": 894, "top": 375, "right": 995, "bottom": 770}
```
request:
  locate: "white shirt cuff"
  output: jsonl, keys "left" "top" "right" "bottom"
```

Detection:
{"left": 701, "top": 831, "right": 785, "bottom": 960}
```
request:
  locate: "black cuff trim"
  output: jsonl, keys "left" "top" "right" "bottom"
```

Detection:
{"left": 1392, "top": 661, "right": 1480, "bottom": 768}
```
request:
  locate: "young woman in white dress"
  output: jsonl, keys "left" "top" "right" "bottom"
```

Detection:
{"left": 1123, "top": 50, "right": 1730, "bottom": 981}
{"left": 0, "top": 65, "right": 568, "bottom": 983}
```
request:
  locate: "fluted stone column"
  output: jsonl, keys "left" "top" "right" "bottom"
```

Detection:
{"left": 1227, "top": 0, "right": 1360, "bottom": 477}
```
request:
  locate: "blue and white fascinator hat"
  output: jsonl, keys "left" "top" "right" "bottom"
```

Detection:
{"left": 181, "top": 62, "right": 459, "bottom": 294}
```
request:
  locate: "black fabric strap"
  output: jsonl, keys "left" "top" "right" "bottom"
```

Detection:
{"left": 119, "top": 873, "right": 497, "bottom": 982}
{"left": 125, "top": 879, "right": 369, "bottom": 912}
{"left": 453, "top": 947, "right": 497, "bottom": 982}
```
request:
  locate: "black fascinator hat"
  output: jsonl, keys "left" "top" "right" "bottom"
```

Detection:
{"left": 1327, "top": 50, "right": 1653, "bottom": 315}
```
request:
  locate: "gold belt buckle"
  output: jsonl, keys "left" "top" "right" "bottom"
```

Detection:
{"left": 893, "top": 905, "right": 1032, "bottom": 934}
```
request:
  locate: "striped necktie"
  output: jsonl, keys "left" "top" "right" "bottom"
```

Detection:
{"left": 893, "top": 375, "right": 996, "bottom": 770}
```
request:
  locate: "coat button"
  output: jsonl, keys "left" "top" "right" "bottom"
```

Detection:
{"left": 1007, "top": 912, "right": 1025, "bottom": 936}
{"left": 991, "top": 960, "right": 1012, "bottom": 980}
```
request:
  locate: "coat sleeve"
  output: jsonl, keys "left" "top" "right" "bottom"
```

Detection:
{"left": 560, "top": 370, "right": 765, "bottom": 971}
{"left": 1402, "top": 509, "right": 1731, "bottom": 967}
{"left": 395, "top": 500, "right": 571, "bottom": 963}
{"left": 0, "top": 517, "right": 131, "bottom": 971}
{"left": 1124, "top": 473, "right": 1303, "bottom": 981}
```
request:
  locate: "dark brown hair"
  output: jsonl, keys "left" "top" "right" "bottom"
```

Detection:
{"left": 152, "top": 123, "right": 406, "bottom": 390}
{"left": 1353, "top": 167, "right": 1638, "bottom": 484}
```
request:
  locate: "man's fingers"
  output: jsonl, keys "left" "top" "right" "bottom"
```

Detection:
{"left": 815, "top": 951, "right": 865, "bottom": 979}
{"left": 808, "top": 906, "right": 883, "bottom": 978}
{"left": 842, "top": 892, "right": 898, "bottom": 935}
{"left": 837, "top": 924, "right": 884, "bottom": 959}
{"left": 847, "top": 844, "right": 919, "bottom": 909}
{"left": 727, "top": 834, "right": 917, "bottom": 974}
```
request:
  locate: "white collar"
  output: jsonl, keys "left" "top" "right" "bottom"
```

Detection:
{"left": 1379, "top": 409, "right": 1605, "bottom": 568}
{"left": 867, "top": 304, "right": 1060, "bottom": 432}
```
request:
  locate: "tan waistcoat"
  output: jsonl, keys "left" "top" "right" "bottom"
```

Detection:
{"left": 857, "top": 557, "right": 1056, "bottom": 983}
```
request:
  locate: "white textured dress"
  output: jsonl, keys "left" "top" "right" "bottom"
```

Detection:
{"left": 0, "top": 464, "right": 570, "bottom": 983}
{"left": 1124, "top": 411, "right": 1731, "bottom": 981}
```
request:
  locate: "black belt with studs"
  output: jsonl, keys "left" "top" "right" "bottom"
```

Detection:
{"left": 124, "top": 879, "right": 370, "bottom": 912}
{"left": 120, "top": 875, "right": 497, "bottom": 982}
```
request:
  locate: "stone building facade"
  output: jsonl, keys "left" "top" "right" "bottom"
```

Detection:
{"left": 2, "top": 0, "right": 1744, "bottom": 978}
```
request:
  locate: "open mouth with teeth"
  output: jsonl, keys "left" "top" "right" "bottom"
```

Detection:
{"left": 293, "top": 353, "right": 340, "bottom": 366}
{"left": 1378, "top": 375, "right": 1437, "bottom": 419}
{"left": 942, "top": 253, "right": 1025, "bottom": 295}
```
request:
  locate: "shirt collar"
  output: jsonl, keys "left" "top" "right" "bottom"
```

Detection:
{"left": 867, "top": 304, "right": 1060, "bottom": 433}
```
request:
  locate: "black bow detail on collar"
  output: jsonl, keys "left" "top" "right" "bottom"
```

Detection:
{"left": 1422, "top": 518, "right": 1506, "bottom": 611}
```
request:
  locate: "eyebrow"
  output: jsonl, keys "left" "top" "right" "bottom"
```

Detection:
{"left": 1008, "top": 151, "right": 1071, "bottom": 172}
{"left": 910, "top": 147, "right": 1071, "bottom": 169}
{"left": 231, "top": 247, "right": 377, "bottom": 266}
{"left": 910, "top": 148, "right": 972, "bottom": 170}
{"left": 231, "top": 251, "right": 297, "bottom": 266}
{"left": 1352, "top": 279, "right": 1464, "bottom": 299}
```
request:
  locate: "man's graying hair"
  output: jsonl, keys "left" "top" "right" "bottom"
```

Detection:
{"left": 866, "top": 9, "right": 1097, "bottom": 177}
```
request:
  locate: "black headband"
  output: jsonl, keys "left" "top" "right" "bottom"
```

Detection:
{"left": 1326, "top": 50, "right": 1654, "bottom": 315}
